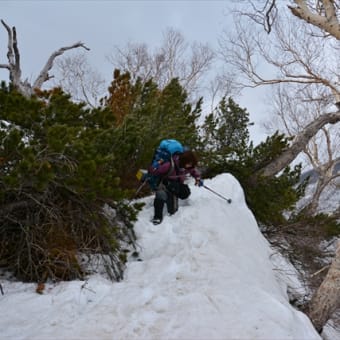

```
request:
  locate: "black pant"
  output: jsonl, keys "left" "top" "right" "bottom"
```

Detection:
{"left": 154, "top": 182, "right": 178, "bottom": 220}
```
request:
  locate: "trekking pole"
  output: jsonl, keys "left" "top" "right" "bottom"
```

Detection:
{"left": 203, "top": 185, "right": 232, "bottom": 204}
{"left": 133, "top": 180, "right": 148, "bottom": 198}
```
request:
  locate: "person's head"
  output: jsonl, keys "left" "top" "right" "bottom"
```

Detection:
{"left": 179, "top": 150, "right": 198, "bottom": 169}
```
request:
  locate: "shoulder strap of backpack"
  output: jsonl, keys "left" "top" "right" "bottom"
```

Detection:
{"left": 159, "top": 156, "right": 175, "bottom": 184}
{"left": 173, "top": 158, "right": 181, "bottom": 182}
{"left": 166, "top": 156, "right": 175, "bottom": 177}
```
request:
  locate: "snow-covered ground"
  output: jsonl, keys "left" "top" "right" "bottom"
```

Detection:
{"left": 0, "top": 173, "right": 321, "bottom": 339}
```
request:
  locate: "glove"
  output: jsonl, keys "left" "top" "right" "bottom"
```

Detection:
{"left": 136, "top": 169, "right": 149, "bottom": 182}
{"left": 195, "top": 178, "right": 204, "bottom": 187}
{"left": 136, "top": 169, "right": 146, "bottom": 181}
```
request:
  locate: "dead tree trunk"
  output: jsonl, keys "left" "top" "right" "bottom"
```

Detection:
{"left": 254, "top": 111, "right": 340, "bottom": 178}
{"left": 307, "top": 240, "right": 340, "bottom": 333}
{"left": 0, "top": 19, "right": 90, "bottom": 97}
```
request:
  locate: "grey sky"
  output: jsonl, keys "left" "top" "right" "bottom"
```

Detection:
{"left": 1, "top": 0, "right": 268, "bottom": 143}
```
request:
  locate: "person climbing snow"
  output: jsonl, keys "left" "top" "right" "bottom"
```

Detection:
{"left": 148, "top": 149, "right": 203, "bottom": 225}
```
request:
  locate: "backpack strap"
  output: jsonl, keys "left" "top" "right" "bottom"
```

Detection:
{"left": 164, "top": 156, "right": 175, "bottom": 179}
{"left": 158, "top": 156, "right": 175, "bottom": 187}
{"left": 173, "top": 158, "right": 180, "bottom": 181}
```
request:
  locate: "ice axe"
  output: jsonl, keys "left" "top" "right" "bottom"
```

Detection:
{"left": 203, "top": 185, "right": 232, "bottom": 204}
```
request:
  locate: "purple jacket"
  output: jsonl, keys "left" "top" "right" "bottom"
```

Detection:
{"left": 148, "top": 155, "right": 200, "bottom": 183}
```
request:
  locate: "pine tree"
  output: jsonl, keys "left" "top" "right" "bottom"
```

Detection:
{"left": 104, "top": 69, "right": 140, "bottom": 127}
{"left": 228, "top": 133, "right": 305, "bottom": 225}
{"left": 199, "top": 97, "right": 304, "bottom": 226}
{"left": 0, "top": 84, "right": 140, "bottom": 282}
{"left": 200, "top": 97, "right": 251, "bottom": 176}
{"left": 156, "top": 78, "right": 201, "bottom": 147}
{"left": 104, "top": 75, "right": 202, "bottom": 191}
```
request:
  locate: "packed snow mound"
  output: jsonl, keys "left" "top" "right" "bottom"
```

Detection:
{"left": 0, "top": 173, "right": 320, "bottom": 340}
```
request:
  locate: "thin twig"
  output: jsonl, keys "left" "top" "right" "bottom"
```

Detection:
{"left": 310, "top": 265, "right": 330, "bottom": 278}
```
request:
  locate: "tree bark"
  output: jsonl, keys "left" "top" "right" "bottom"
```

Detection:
{"left": 288, "top": 0, "right": 340, "bottom": 40}
{"left": 307, "top": 240, "right": 340, "bottom": 333}
{"left": 254, "top": 111, "right": 340, "bottom": 178}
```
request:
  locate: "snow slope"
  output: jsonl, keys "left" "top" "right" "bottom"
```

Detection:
{"left": 0, "top": 173, "right": 320, "bottom": 340}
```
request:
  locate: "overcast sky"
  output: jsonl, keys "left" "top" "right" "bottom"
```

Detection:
{"left": 1, "top": 0, "right": 268, "bottom": 143}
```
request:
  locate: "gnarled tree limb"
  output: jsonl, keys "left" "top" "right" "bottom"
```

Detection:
{"left": 33, "top": 42, "right": 90, "bottom": 90}
{"left": 1, "top": 19, "right": 22, "bottom": 86}
{"left": 241, "top": 1, "right": 340, "bottom": 40}
{"left": 1, "top": 19, "right": 90, "bottom": 97}
{"left": 255, "top": 110, "right": 340, "bottom": 178}
{"left": 288, "top": 0, "right": 340, "bottom": 40}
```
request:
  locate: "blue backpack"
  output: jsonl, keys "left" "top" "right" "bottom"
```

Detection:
{"left": 148, "top": 139, "right": 184, "bottom": 190}
{"left": 151, "top": 139, "right": 184, "bottom": 169}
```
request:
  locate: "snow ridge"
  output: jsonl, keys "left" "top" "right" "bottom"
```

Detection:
{"left": 0, "top": 174, "right": 320, "bottom": 340}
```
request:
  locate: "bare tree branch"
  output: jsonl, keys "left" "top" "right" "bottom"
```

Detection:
{"left": 1, "top": 19, "right": 21, "bottom": 84}
{"left": 237, "top": 0, "right": 279, "bottom": 34}
{"left": 1, "top": 19, "right": 90, "bottom": 97}
{"left": 52, "top": 53, "right": 106, "bottom": 107}
{"left": 33, "top": 42, "right": 90, "bottom": 90}
{"left": 221, "top": 12, "right": 340, "bottom": 182}
{"left": 107, "top": 28, "right": 215, "bottom": 100}
{"left": 239, "top": 1, "right": 340, "bottom": 40}
{"left": 266, "top": 85, "right": 340, "bottom": 215}
{"left": 0, "top": 63, "right": 10, "bottom": 70}
{"left": 256, "top": 110, "right": 340, "bottom": 177}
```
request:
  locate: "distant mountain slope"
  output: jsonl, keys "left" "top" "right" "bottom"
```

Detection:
{"left": 300, "top": 160, "right": 340, "bottom": 184}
